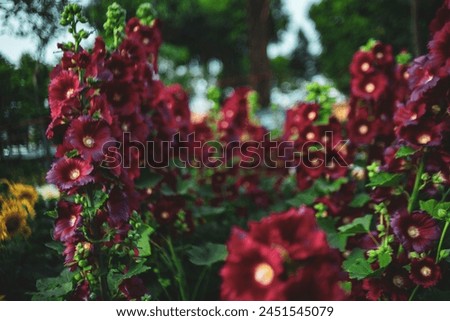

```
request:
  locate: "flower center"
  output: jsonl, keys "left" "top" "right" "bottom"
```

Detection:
{"left": 5, "top": 214, "right": 21, "bottom": 234}
{"left": 417, "top": 134, "right": 431, "bottom": 145}
{"left": 133, "top": 26, "right": 140, "bottom": 32}
{"left": 113, "top": 93, "right": 122, "bottom": 102}
{"left": 69, "top": 215, "right": 77, "bottom": 227}
{"left": 306, "top": 132, "right": 316, "bottom": 140}
{"left": 226, "top": 110, "right": 235, "bottom": 118}
{"left": 407, "top": 226, "right": 420, "bottom": 238}
{"left": 254, "top": 263, "right": 274, "bottom": 286}
{"left": 376, "top": 52, "right": 384, "bottom": 59}
{"left": 358, "top": 124, "right": 369, "bottom": 135}
{"left": 361, "top": 62, "right": 370, "bottom": 72}
{"left": 365, "top": 83, "right": 375, "bottom": 93}
{"left": 403, "top": 71, "right": 409, "bottom": 80}
{"left": 307, "top": 111, "right": 316, "bottom": 120}
{"left": 161, "top": 211, "right": 170, "bottom": 220}
{"left": 82, "top": 136, "right": 95, "bottom": 148}
{"left": 410, "top": 113, "right": 417, "bottom": 120}
{"left": 66, "top": 88, "right": 75, "bottom": 99}
{"left": 420, "top": 266, "right": 432, "bottom": 277}
{"left": 143, "top": 37, "right": 150, "bottom": 45}
{"left": 392, "top": 275, "right": 404, "bottom": 288}
{"left": 69, "top": 169, "right": 81, "bottom": 180}
{"left": 122, "top": 123, "right": 130, "bottom": 132}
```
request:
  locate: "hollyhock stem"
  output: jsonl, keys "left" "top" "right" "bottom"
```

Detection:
{"left": 408, "top": 285, "right": 419, "bottom": 301}
{"left": 436, "top": 221, "right": 449, "bottom": 262}
{"left": 167, "top": 237, "right": 188, "bottom": 300}
{"left": 407, "top": 157, "right": 425, "bottom": 213}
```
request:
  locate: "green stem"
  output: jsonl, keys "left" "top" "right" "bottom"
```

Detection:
{"left": 192, "top": 266, "right": 209, "bottom": 300}
{"left": 407, "top": 157, "right": 425, "bottom": 213}
{"left": 409, "top": 285, "right": 419, "bottom": 301}
{"left": 166, "top": 237, "right": 187, "bottom": 300}
{"left": 436, "top": 221, "right": 449, "bottom": 262}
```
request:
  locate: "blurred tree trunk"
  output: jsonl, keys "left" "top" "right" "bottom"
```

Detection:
{"left": 247, "top": 0, "right": 272, "bottom": 107}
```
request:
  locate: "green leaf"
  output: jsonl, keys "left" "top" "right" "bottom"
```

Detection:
{"left": 349, "top": 193, "right": 371, "bottom": 208}
{"left": 194, "top": 206, "right": 226, "bottom": 218}
{"left": 395, "top": 146, "right": 417, "bottom": 158}
{"left": 287, "top": 188, "right": 317, "bottom": 207}
{"left": 338, "top": 214, "right": 373, "bottom": 236}
{"left": 135, "top": 171, "right": 164, "bottom": 189}
{"left": 419, "top": 200, "right": 450, "bottom": 220}
{"left": 314, "top": 177, "right": 348, "bottom": 194}
{"left": 93, "top": 190, "right": 108, "bottom": 210}
{"left": 317, "top": 217, "right": 348, "bottom": 251}
{"left": 32, "top": 269, "right": 74, "bottom": 301}
{"left": 45, "top": 242, "right": 65, "bottom": 254}
{"left": 107, "top": 261, "right": 151, "bottom": 294}
{"left": 136, "top": 224, "right": 154, "bottom": 257}
{"left": 366, "top": 172, "right": 403, "bottom": 188}
{"left": 378, "top": 251, "right": 392, "bottom": 268}
{"left": 188, "top": 243, "right": 227, "bottom": 266}
{"left": 343, "top": 249, "right": 374, "bottom": 280}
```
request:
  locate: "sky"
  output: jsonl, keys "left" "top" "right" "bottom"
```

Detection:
{"left": 0, "top": 0, "right": 322, "bottom": 65}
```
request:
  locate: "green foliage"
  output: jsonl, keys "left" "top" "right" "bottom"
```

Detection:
{"left": 31, "top": 269, "right": 74, "bottom": 301}
{"left": 343, "top": 249, "right": 374, "bottom": 280}
{"left": 395, "top": 146, "right": 417, "bottom": 159}
{"left": 420, "top": 200, "right": 450, "bottom": 221}
{"left": 349, "top": 193, "right": 371, "bottom": 208}
{"left": 338, "top": 214, "right": 372, "bottom": 236}
{"left": 136, "top": 2, "right": 155, "bottom": 25}
{"left": 367, "top": 172, "right": 404, "bottom": 188}
{"left": 305, "top": 82, "right": 335, "bottom": 125}
{"left": 309, "top": 0, "right": 442, "bottom": 92}
{"left": 103, "top": 2, "right": 126, "bottom": 49}
{"left": 187, "top": 243, "right": 227, "bottom": 266}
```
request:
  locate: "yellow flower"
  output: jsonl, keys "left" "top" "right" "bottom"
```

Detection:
{"left": 0, "top": 200, "right": 31, "bottom": 241}
{"left": 9, "top": 183, "right": 39, "bottom": 207}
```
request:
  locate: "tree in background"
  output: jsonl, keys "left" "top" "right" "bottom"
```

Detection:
{"left": 309, "top": 0, "right": 442, "bottom": 93}
{"left": 85, "top": 0, "right": 288, "bottom": 107}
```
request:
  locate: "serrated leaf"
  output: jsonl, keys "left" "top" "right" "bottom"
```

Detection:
{"left": 32, "top": 269, "right": 74, "bottom": 301}
{"left": 419, "top": 199, "right": 450, "bottom": 220}
{"left": 349, "top": 193, "right": 371, "bottom": 208}
{"left": 287, "top": 188, "right": 317, "bottom": 207}
{"left": 395, "top": 146, "right": 417, "bottom": 158}
{"left": 136, "top": 224, "right": 154, "bottom": 257}
{"left": 366, "top": 173, "right": 403, "bottom": 188}
{"left": 188, "top": 243, "right": 227, "bottom": 266}
{"left": 107, "top": 261, "right": 151, "bottom": 294}
{"left": 343, "top": 249, "right": 374, "bottom": 280}
{"left": 314, "top": 177, "right": 348, "bottom": 194}
{"left": 338, "top": 215, "right": 373, "bottom": 235}
{"left": 378, "top": 251, "right": 392, "bottom": 268}
{"left": 317, "top": 217, "right": 347, "bottom": 251}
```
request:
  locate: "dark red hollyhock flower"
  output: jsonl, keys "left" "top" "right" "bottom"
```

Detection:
{"left": 48, "top": 70, "right": 81, "bottom": 118}
{"left": 88, "top": 94, "right": 113, "bottom": 125}
{"left": 293, "top": 102, "right": 320, "bottom": 123}
{"left": 283, "top": 259, "right": 345, "bottom": 300}
{"left": 119, "top": 277, "right": 148, "bottom": 300}
{"left": 407, "top": 56, "right": 440, "bottom": 102}
{"left": 410, "top": 257, "right": 442, "bottom": 288}
{"left": 219, "top": 87, "right": 251, "bottom": 134}
{"left": 393, "top": 101, "right": 427, "bottom": 127}
{"left": 105, "top": 53, "right": 133, "bottom": 81}
{"left": 429, "top": 0, "right": 450, "bottom": 34}
{"left": 107, "top": 187, "right": 131, "bottom": 226}
{"left": 398, "top": 117, "right": 444, "bottom": 147}
{"left": 395, "top": 63, "right": 411, "bottom": 102}
{"left": 372, "top": 42, "right": 394, "bottom": 67}
{"left": 350, "top": 50, "right": 375, "bottom": 76}
{"left": 119, "top": 37, "right": 146, "bottom": 64}
{"left": 363, "top": 260, "right": 413, "bottom": 300}
{"left": 429, "top": 21, "right": 450, "bottom": 69}
{"left": 112, "top": 112, "right": 149, "bottom": 142}
{"left": 150, "top": 196, "right": 186, "bottom": 225}
{"left": 163, "top": 84, "right": 191, "bottom": 131}
{"left": 71, "top": 281, "right": 90, "bottom": 301}
{"left": 391, "top": 209, "right": 440, "bottom": 253}
{"left": 220, "top": 228, "right": 285, "bottom": 300}
{"left": 104, "top": 80, "right": 139, "bottom": 115}
{"left": 351, "top": 72, "right": 388, "bottom": 101}
{"left": 63, "top": 242, "right": 77, "bottom": 270}
{"left": 248, "top": 207, "right": 330, "bottom": 261}
{"left": 346, "top": 108, "right": 380, "bottom": 145}
{"left": 54, "top": 200, "right": 83, "bottom": 242}
{"left": 46, "top": 157, "right": 94, "bottom": 191}
{"left": 67, "top": 116, "right": 113, "bottom": 162}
